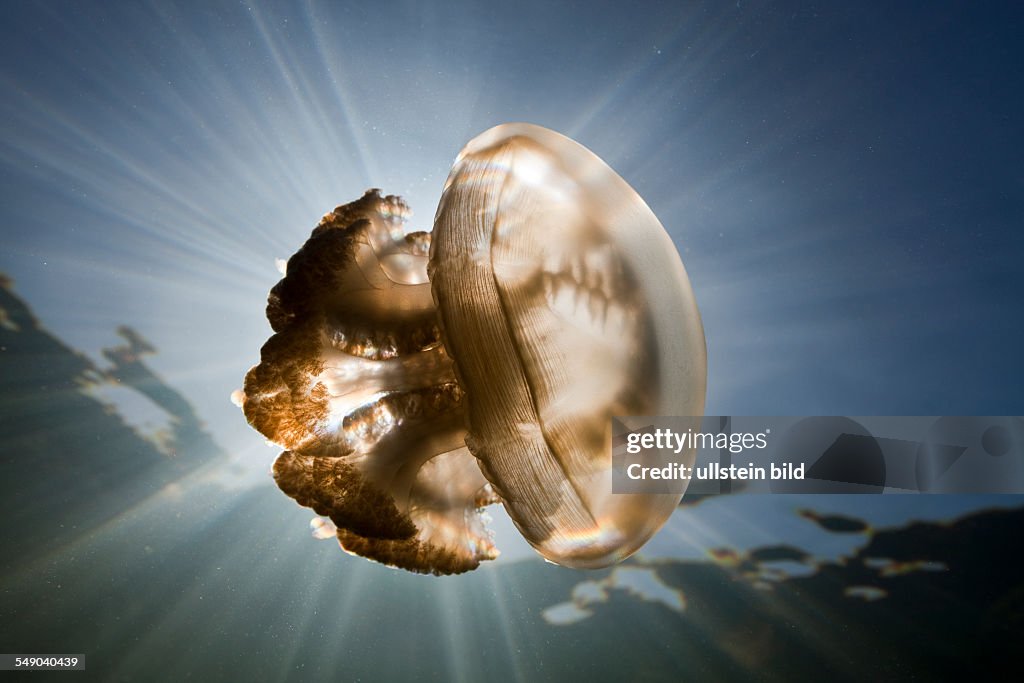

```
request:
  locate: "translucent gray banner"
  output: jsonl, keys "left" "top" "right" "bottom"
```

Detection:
{"left": 611, "top": 416, "right": 1024, "bottom": 495}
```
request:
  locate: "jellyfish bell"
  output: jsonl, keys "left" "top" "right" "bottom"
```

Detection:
{"left": 240, "top": 123, "right": 706, "bottom": 575}
{"left": 431, "top": 123, "right": 706, "bottom": 568}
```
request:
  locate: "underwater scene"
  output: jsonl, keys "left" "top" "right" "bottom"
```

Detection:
{"left": 2, "top": 2, "right": 1022, "bottom": 681}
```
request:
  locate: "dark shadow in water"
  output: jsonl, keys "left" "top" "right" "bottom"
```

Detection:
{"left": 101, "top": 324, "right": 209, "bottom": 451}
{"left": 0, "top": 275, "right": 225, "bottom": 571}
{"left": 634, "top": 505, "right": 1024, "bottom": 679}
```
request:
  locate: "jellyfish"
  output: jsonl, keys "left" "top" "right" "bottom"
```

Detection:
{"left": 240, "top": 123, "right": 706, "bottom": 575}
